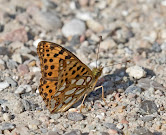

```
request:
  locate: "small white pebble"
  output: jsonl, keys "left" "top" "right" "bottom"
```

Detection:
{"left": 116, "top": 123, "right": 124, "bottom": 129}
{"left": 33, "top": 39, "right": 42, "bottom": 48}
{"left": 126, "top": 66, "right": 146, "bottom": 79}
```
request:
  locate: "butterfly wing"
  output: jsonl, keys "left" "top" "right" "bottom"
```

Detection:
{"left": 37, "top": 41, "right": 94, "bottom": 112}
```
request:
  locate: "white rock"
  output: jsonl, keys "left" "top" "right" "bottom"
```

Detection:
{"left": 117, "top": 123, "right": 124, "bottom": 129}
{"left": 62, "top": 19, "right": 86, "bottom": 37}
{"left": 126, "top": 66, "right": 146, "bottom": 79}
{"left": 76, "top": 12, "right": 92, "bottom": 21}
{"left": 30, "top": 67, "right": 41, "bottom": 72}
{"left": 0, "top": 81, "right": 9, "bottom": 91}
{"left": 96, "top": 112, "right": 105, "bottom": 120}
{"left": 15, "top": 85, "right": 32, "bottom": 94}
{"left": 33, "top": 39, "right": 42, "bottom": 48}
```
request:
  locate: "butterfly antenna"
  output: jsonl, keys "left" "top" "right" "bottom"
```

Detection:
{"left": 104, "top": 60, "right": 131, "bottom": 68}
{"left": 96, "top": 36, "right": 102, "bottom": 68}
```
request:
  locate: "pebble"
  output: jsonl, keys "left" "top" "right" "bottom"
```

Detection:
{"left": 67, "top": 112, "right": 84, "bottom": 121}
{"left": 21, "top": 99, "right": 31, "bottom": 111}
{"left": 161, "top": 42, "right": 166, "bottom": 51}
{"left": 48, "top": 131, "right": 60, "bottom": 135}
{"left": 141, "top": 115, "right": 154, "bottom": 122}
{"left": 50, "top": 113, "right": 61, "bottom": 120}
{"left": 126, "top": 66, "right": 146, "bottom": 79}
{"left": 28, "top": 120, "right": 41, "bottom": 130}
{"left": 86, "top": 19, "right": 104, "bottom": 33}
{"left": 78, "top": 0, "right": 89, "bottom": 7}
{"left": 137, "top": 78, "right": 165, "bottom": 91}
{"left": 0, "top": 81, "right": 9, "bottom": 91}
{"left": 103, "top": 123, "right": 116, "bottom": 129}
{"left": 100, "top": 39, "right": 117, "bottom": 50}
{"left": 140, "top": 100, "right": 158, "bottom": 114}
{"left": 12, "top": 100, "right": 24, "bottom": 114}
{"left": 3, "top": 113, "right": 12, "bottom": 121}
{"left": 15, "top": 85, "right": 32, "bottom": 94}
{"left": 0, "top": 47, "right": 8, "bottom": 55}
{"left": 40, "top": 128, "right": 48, "bottom": 133}
{"left": 3, "top": 27, "right": 28, "bottom": 42}
{"left": 0, "top": 59, "right": 5, "bottom": 65}
{"left": 96, "top": 112, "right": 105, "bottom": 120}
{"left": 11, "top": 126, "right": 29, "bottom": 135}
{"left": 32, "top": 11, "right": 62, "bottom": 31}
{"left": 125, "top": 85, "right": 142, "bottom": 94}
{"left": 62, "top": 19, "right": 86, "bottom": 37}
{"left": 116, "top": 123, "right": 124, "bottom": 130}
{"left": 133, "top": 127, "right": 153, "bottom": 135}
{"left": 5, "top": 77, "right": 17, "bottom": 87}
{"left": 6, "top": 60, "right": 18, "bottom": 69}
{"left": 0, "top": 123, "right": 15, "bottom": 130}
{"left": 151, "top": 42, "right": 161, "bottom": 52}
{"left": 76, "top": 12, "right": 92, "bottom": 21}
{"left": 9, "top": 41, "right": 23, "bottom": 50}
{"left": 12, "top": 53, "right": 22, "bottom": 63}
{"left": 107, "top": 129, "right": 118, "bottom": 134}
{"left": 17, "top": 64, "right": 29, "bottom": 75}
{"left": 65, "top": 129, "right": 82, "bottom": 135}
{"left": 33, "top": 39, "right": 42, "bottom": 48}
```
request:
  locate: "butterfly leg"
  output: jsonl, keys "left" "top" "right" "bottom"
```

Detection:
{"left": 95, "top": 86, "right": 107, "bottom": 105}
{"left": 80, "top": 93, "right": 87, "bottom": 112}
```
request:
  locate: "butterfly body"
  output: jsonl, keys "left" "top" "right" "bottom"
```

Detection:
{"left": 37, "top": 41, "right": 102, "bottom": 113}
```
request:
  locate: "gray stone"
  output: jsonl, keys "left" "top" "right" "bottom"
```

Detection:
{"left": 141, "top": 116, "right": 154, "bottom": 122}
{"left": 0, "top": 47, "right": 8, "bottom": 55}
{"left": 6, "top": 60, "right": 18, "bottom": 69}
{"left": 15, "top": 85, "right": 32, "bottom": 94}
{"left": 125, "top": 85, "right": 142, "bottom": 94}
{"left": 0, "top": 123, "right": 15, "bottom": 130}
{"left": 0, "top": 81, "right": 9, "bottom": 91}
{"left": 140, "top": 100, "right": 158, "bottom": 114}
{"left": 137, "top": 78, "right": 165, "bottom": 91}
{"left": 48, "top": 131, "right": 59, "bottom": 135}
{"left": 67, "top": 112, "right": 84, "bottom": 121}
{"left": 132, "top": 127, "right": 153, "bottom": 135}
{"left": 12, "top": 100, "right": 24, "bottom": 114}
{"left": 5, "top": 77, "right": 17, "bottom": 87}
{"left": 62, "top": 19, "right": 86, "bottom": 37}
{"left": 33, "top": 11, "right": 62, "bottom": 31}
{"left": 0, "top": 99, "right": 7, "bottom": 105}
{"left": 65, "top": 129, "right": 82, "bottom": 135}
{"left": 103, "top": 123, "right": 116, "bottom": 129}
{"left": 22, "top": 99, "right": 31, "bottom": 111}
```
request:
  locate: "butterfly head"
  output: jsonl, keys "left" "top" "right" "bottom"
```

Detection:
{"left": 92, "top": 66, "right": 103, "bottom": 79}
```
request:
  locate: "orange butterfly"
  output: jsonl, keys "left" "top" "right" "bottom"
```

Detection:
{"left": 37, "top": 40, "right": 104, "bottom": 113}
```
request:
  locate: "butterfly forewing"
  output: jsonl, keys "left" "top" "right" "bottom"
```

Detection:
{"left": 37, "top": 41, "right": 95, "bottom": 112}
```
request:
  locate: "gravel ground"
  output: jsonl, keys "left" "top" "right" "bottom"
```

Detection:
{"left": 0, "top": 0, "right": 166, "bottom": 135}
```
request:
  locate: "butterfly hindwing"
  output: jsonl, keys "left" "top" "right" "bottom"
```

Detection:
{"left": 37, "top": 41, "right": 94, "bottom": 112}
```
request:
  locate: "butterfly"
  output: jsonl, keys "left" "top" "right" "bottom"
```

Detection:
{"left": 37, "top": 41, "right": 104, "bottom": 113}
